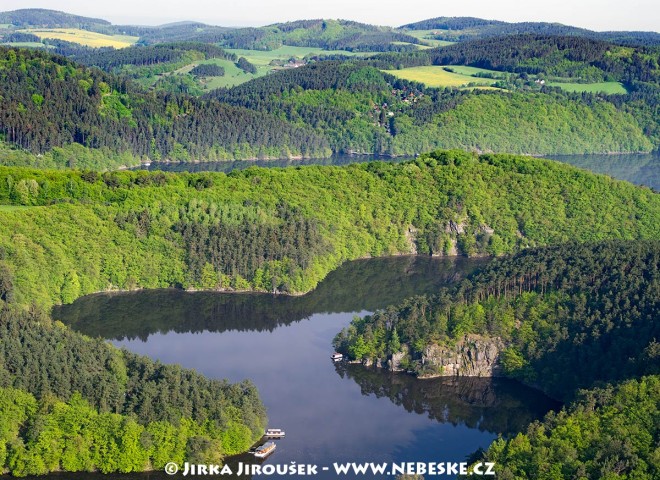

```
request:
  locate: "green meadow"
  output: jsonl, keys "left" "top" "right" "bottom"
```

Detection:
{"left": 170, "top": 46, "right": 372, "bottom": 90}
{"left": 548, "top": 81, "right": 628, "bottom": 94}
{"left": 383, "top": 65, "right": 498, "bottom": 88}
{"left": 403, "top": 29, "right": 455, "bottom": 47}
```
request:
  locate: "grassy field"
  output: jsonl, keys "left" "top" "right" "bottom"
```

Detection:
{"left": 383, "top": 65, "right": 498, "bottom": 88}
{"left": 391, "top": 41, "right": 433, "bottom": 50}
{"left": 1, "top": 42, "right": 52, "bottom": 49}
{"left": 402, "top": 30, "right": 455, "bottom": 47}
{"left": 0, "top": 205, "right": 37, "bottom": 212}
{"left": 176, "top": 58, "right": 270, "bottom": 89}
{"left": 547, "top": 81, "right": 628, "bottom": 94}
{"left": 448, "top": 65, "right": 508, "bottom": 78}
{"left": 226, "top": 46, "right": 368, "bottom": 66}
{"left": 20, "top": 28, "right": 138, "bottom": 48}
{"left": 165, "top": 47, "right": 373, "bottom": 90}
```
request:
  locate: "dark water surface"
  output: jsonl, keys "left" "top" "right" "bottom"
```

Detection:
{"left": 135, "top": 154, "right": 405, "bottom": 173}
{"left": 546, "top": 152, "right": 660, "bottom": 190}
{"left": 136, "top": 152, "right": 660, "bottom": 190}
{"left": 53, "top": 256, "right": 559, "bottom": 479}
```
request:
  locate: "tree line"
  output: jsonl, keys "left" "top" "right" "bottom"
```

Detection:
{"left": 334, "top": 240, "right": 660, "bottom": 400}
{"left": 0, "top": 47, "right": 330, "bottom": 160}
{"left": 0, "top": 304, "right": 267, "bottom": 475}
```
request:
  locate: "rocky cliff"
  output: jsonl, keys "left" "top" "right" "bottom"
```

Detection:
{"left": 387, "top": 335, "right": 505, "bottom": 378}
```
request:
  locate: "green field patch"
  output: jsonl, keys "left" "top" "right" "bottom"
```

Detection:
{"left": 170, "top": 47, "right": 371, "bottom": 90}
{"left": 226, "top": 46, "right": 367, "bottom": 67}
{"left": 1, "top": 42, "right": 52, "bottom": 49}
{"left": 448, "top": 65, "right": 507, "bottom": 78}
{"left": 177, "top": 58, "right": 269, "bottom": 90}
{"left": 547, "top": 81, "right": 628, "bottom": 94}
{"left": 383, "top": 65, "right": 497, "bottom": 88}
{"left": 0, "top": 205, "right": 37, "bottom": 212}
{"left": 403, "top": 29, "right": 455, "bottom": 47}
{"left": 390, "top": 41, "right": 432, "bottom": 49}
{"left": 20, "top": 28, "right": 138, "bottom": 48}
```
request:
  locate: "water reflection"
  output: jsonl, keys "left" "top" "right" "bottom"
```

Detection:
{"left": 50, "top": 256, "right": 558, "bottom": 480}
{"left": 54, "top": 256, "right": 486, "bottom": 341}
{"left": 547, "top": 152, "right": 660, "bottom": 190}
{"left": 336, "top": 364, "right": 560, "bottom": 437}
{"left": 135, "top": 152, "right": 660, "bottom": 191}
{"left": 134, "top": 154, "right": 407, "bottom": 173}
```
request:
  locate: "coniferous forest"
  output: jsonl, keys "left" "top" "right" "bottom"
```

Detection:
{"left": 0, "top": 7, "right": 658, "bottom": 478}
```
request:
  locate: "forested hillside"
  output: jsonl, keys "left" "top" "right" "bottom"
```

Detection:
{"left": 0, "top": 304, "right": 266, "bottom": 476}
{"left": 400, "top": 16, "right": 660, "bottom": 47}
{"left": 219, "top": 19, "right": 424, "bottom": 52}
{"left": 0, "top": 47, "right": 329, "bottom": 165}
{"left": 335, "top": 240, "right": 659, "bottom": 398}
{"left": 484, "top": 376, "right": 660, "bottom": 479}
{"left": 209, "top": 61, "right": 654, "bottom": 155}
{"left": 1, "top": 9, "right": 658, "bottom": 478}
{"left": 0, "top": 36, "right": 658, "bottom": 166}
{"left": 0, "top": 150, "right": 658, "bottom": 309}
{"left": 424, "top": 35, "right": 660, "bottom": 83}
{"left": 0, "top": 8, "right": 110, "bottom": 29}
{"left": 335, "top": 240, "right": 660, "bottom": 477}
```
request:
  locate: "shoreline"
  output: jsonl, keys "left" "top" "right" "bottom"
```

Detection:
{"left": 134, "top": 150, "right": 657, "bottom": 167}
{"left": 50, "top": 252, "right": 477, "bottom": 308}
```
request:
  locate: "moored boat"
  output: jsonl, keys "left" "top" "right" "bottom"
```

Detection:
{"left": 331, "top": 352, "right": 343, "bottom": 361}
{"left": 253, "top": 441, "right": 276, "bottom": 458}
{"left": 265, "top": 428, "right": 285, "bottom": 437}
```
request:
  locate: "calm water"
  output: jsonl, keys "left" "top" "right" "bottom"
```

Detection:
{"left": 135, "top": 154, "right": 406, "bottom": 173}
{"left": 53, "top": 256, "right": 559, "bottom": 479}
{"left": 136, "top": 152, "right": 660, "bottom": 190}
{"left": 546, "top": 153, "right": 660, "bottom": 190}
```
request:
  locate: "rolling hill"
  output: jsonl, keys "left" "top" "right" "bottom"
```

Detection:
{"left": 0, "top": 8, "right": 110, "bottom": 28}
{"left": 400, "top": 16, "right": 660, "bottom": 47}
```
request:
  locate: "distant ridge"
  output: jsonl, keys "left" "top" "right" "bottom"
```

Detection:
{"left": 400, "top": 16, "right": 660, "bottom": 46}
{"left": 1, "top": 8, "right": 658, "bottom": 48}
{"left": 0, "top": 8, "right": 110, "bottom": 28}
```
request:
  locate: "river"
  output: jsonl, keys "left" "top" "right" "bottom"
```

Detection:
{"left": 135, "top": 152, "right": 660, "bottom": 190}
{"left": 52, "top": 256, "right": 559, "bottom": 479}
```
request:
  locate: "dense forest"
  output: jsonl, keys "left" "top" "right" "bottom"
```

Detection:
{"left": 424, "top": 35, "right": 660, "bottom": 83}
{"left": 0, "top": 9, "right": 659, "bottom": 478}
{"left": 0, "top": 8, "right": 110, "bottom": 29}
{"left": 208, "top": 61, "right": 654, "bottom": 155}
{"left": 0, "top": 305, "right": 266, "bottom": 476}
{"left": 335, "top": 240, "right": 660, "bottom": 478}
{"left": 190, "top": 63, "right": 225, "bottom": 77}
{"left": 334, "top": 240, "right": 659, "bottom": 399}
{"left": 0, "top": 47, "right": 330, "bottom": 163}
{"left": 69, "top": 42, "right": 236, "bottom": 72}
{"left": 400, "top": 16, "right": 660, "bottom": 47}
{"left": 484, "top": 376, "right": 660, "bottom": 479}
{"left": 0, "top": 150, "right": 658, "bottom": 309}
{"left": 0, "top": 35, "right": 658, "bottom": 167}
{"left": 217, "top": 19, "right": 425, "bottom": 52}
{"left": 367, "top": 34, "right": 660, "bottom": 86}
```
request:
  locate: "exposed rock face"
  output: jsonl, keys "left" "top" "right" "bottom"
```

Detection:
{"left": 446, "top": 220, "right": 466, "bottom": 235}
{"left": 406, "top": 226, "right": 418, "bottom": 254}
{"left": 388, "top": 345, "right": 409, "bottom": 371}
{"left": 480, "top": 224, "right": 495, "bottom": 235}
{"left": 420, "top": 335, "right": 504, "bottom": 378}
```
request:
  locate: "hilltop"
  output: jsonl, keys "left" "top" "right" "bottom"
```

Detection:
{"left": 0, "top": 8, "right": 110, "bottom": 28}
{"left": 400, "top": 16, "right": 660, "bottom": 47}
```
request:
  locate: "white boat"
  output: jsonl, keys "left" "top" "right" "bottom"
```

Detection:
{"left": 253, "top": 441, "right": 276, "bottom": 458}
{"left": 265, "top": 428, "right": 285, "bottom": 437}
{"left": 331, "top": 352, "right": 343, "bottom": 361}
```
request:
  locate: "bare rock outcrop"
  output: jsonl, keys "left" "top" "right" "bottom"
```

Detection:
{"left": 419, "top": 335, "right": 504, "bottom": 378}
